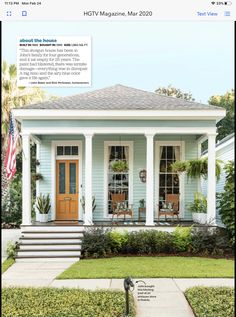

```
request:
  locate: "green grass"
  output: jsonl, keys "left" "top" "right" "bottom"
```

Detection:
{"left": 185, "top": 287, "right": 234, "bottom": 317}
{"left": 2, "top": 287, "right": 135, "bottom": 317}
{"left": 1, "top": 258, "right": 15, "bottom": 274}
{"left": 57, "top": 256, "right": 234, "bottom": 279}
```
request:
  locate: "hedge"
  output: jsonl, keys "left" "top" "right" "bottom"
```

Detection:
{"left": 81, "top": 226, "right": 233, "bottom": 258}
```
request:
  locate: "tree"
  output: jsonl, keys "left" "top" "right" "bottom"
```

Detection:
{"left": 218, "top": 161, "right": 235, "bottom": 246}
{"left": 155, "top": 84, "right": 195, "bottom": 101}
{"left": 1, "top": 61, "right": 48, "bottom": 204}
{"left": 208, "top": 90, "right": 234, "bottom": 142}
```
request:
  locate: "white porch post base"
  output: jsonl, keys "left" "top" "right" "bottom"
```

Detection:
{"left": 145, "top": 133, "right": 155, "bottom": 226}
{"left": 84, "top": 133, "right": 94, "bottom": 225}
{"left": 207, "top": 134, "right": 216, "bottom": 225}
{"left": 22, "top": 134, "right": 31, "bottom": 225}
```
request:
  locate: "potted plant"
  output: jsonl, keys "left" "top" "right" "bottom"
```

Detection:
{"left": 188, "top": 192, "right": 207, "bottom": 224}
{"left": 80, "top": 196, "right": 96, "bottom": 213}
{"left": 110, "top": 160, "right": 129, "bottom": 173}
{"left": 35, "top": 194, "right": 51, "bottom": 222}
{"left": 171, "top": 158, "right": 222, "bottom": 180}
{"left": 139, "top": 199, "right": 145, "bottom": 208}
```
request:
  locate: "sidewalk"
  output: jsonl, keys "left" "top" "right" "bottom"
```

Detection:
{"left": 2, "top": 261, "right": 235, "bottom": 317}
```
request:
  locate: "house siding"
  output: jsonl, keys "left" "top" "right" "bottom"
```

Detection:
{"left": 36, "top": 133, "right": 198, "bottom": 221}
{"left": 201, "top": 138, "right": 234, "bottom": 222}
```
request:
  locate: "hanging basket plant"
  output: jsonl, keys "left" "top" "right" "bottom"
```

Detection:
{"left": 171, "top": 158, "right": 222, "bottom": 181}
{"left": 32, "top": 173, "right": 44, "bottom": 181}
{"left": 110, "top": 160, "right": 129, "bottom": 173}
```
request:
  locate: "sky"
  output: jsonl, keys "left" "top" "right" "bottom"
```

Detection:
{"left": 2, "top": 21, "right": 234, "bottom": 103}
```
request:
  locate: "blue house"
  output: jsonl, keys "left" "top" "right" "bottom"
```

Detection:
{"left": 13, "top": 84, "right": 226, "bottom": 226}
{"left": 201, "top": 133, "right": 234, "bottom": 226}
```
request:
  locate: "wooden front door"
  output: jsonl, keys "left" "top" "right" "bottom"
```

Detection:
{"left": 56, "top": 160, "right": 79, "bottom": 220}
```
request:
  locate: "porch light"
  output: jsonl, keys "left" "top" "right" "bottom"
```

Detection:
{"left": 139, "top": 169, "right": 146, "bottom": 183}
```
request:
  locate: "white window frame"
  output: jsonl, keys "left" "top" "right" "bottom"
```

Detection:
{"left": 104, "top": 141, "right": 133, "bottom": 218}
{"left": 155, "top": 141, "right": 185, "bottom": 218}
{"left": 51, "top": 140, "right": 83, "bottom": 221}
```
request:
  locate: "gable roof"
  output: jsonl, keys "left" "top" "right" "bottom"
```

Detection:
{"left": 21, "top": 84, "right": 222, "bottom": 111}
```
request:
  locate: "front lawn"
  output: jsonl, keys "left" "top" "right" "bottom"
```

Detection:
{"left": 57, "top": 256, "right": 234, "bottom": 279}
{"left": 185, "top": 287, "right": 234, "bottom": 317}
{"left": 2, "top": 287, "right": 135, "bottom": 317}
{"left": 2, "top": 258, "right": 15, "bottom": 274}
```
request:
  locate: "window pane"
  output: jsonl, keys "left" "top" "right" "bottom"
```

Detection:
{"left": 57, "top": 146, "right": 63, "bottom": 155}
{"left": 167, "top": 146, "right": 173, "bottom": 159}
{"left": 72, "top": 146, "right": 78, "bottom": 155}
{"left": 59, "top": 163, "right": 66, "bottom": 194}
{"left": 108, "top": 146, "right": 129, "bottom": 214}
{"left": 69, "top": 163, "right": 76, "bottom": 194}
{"left": 173, "top": 187, "right": 180, "bottom": 194}
{"left": 65, "top": 146, "right": 71, "bottom": 155}
{"left": 160, "top": 174, "right": 165, "bottom": 186}
{"left": 167, "top": 160, "right": 173, "bottom": 172}
{"left": 167, "top": 174, "right": 172, "bottom": 186}
{"left": 160, "top": 160, "right": 166, "bottom": 172}
{"left": 173, "top": 174, "right": 179, "bottom": 187}
{"left": 160, "top": 146, "right": 166, "bottom": 159}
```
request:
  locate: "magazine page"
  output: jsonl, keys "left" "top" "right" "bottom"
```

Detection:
{"left": 1, "top": 1, "right": 235, "bottom": 317}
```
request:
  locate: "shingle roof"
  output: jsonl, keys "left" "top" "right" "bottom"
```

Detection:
{"left": 22, "top": 84, "right": 222, "bottom": 111}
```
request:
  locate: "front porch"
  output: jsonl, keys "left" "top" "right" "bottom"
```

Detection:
{"left": 20, "top": 127, "right": 218, "bottom": 227}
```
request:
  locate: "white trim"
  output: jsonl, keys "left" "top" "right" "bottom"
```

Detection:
{"left": 51, "top": 140, "right": 83, "bottom": 221}
{"left": 13, "top": 108, "right": 226, "bottom": 122}
{"left": 145, "top": 134, "right": 155, "bottom": 226}
{"left": 155, "top": 140, "right": 185, "bottom": 219}
{"left": 22, "top": 134, "right": 32, "bottom": 225}
{"left": 103, "top": 141, "right": 133, "bottom": 219}
{"left": 21, "top": 126, "right": 217, "bottom": 136}
{"left": 35, "top": 141, "right": 40, "bottom": 198}
{"left": 84, "top": 133, "right": 94, "bottom": 225}
{"left": 201, "top": 136, "right": 235, "bottom": 158}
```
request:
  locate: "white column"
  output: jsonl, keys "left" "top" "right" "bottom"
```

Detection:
{"left": 207, "top": 134, "right": 216, "bottom": 224}
{"left": 84, "top": 133, "right": 94, "bottom": 225}
{"left": 22, "top": 134, "right": 31, "bottom": 225}
{"left": 145, "top": 133, "right": 155, "bottom": 226}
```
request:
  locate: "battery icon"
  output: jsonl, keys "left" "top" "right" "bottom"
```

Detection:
{"left": 224, "top": 1, "right": 232, "bottom": 5}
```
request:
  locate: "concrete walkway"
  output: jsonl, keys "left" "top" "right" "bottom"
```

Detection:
{"left": 2, "top": 262, "right": 234, "bottom": 317}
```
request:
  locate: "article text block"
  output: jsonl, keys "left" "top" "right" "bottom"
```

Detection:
{"left": 17, "top": 36, "right": 91, "bottom": 87}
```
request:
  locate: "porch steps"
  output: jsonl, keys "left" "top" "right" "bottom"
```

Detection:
{"left": 15, "top": 225, "right": 84, "bottom": 262}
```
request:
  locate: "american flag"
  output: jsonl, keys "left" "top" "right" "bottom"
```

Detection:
{"left": 4, "top": 113, "right": 19, "bottom": 180}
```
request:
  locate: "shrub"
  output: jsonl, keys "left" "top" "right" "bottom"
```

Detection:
{"left": 121, "top": 230, "right": 174, "bottom": 254}
{"left": 1, "top": 175, "right": 22, "bottom": 226}
{"left": 185, "top": 287, "right": 234, "bottom": 317}
{"left": 82, "top": 227, "right": 113, "bottom": 258}
{"left": 218, "top": 161, "right": 235, "bottom": 246}
{"left": 190, "top": 227, "right": 232, "bottom": 255}
{"left": 6, "top": 241, "right": 19, "bottom": 258}
{"left": 172, "top": 226, "right": 192, "bottom": 252}
{"left": 108, "top": 230, "right": 128, "bottom": 253}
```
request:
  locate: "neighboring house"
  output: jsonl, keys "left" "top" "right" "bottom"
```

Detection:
{"left": 201, "top": 133, "right": 235, "bottom": 226}
{"left": 12, "top": 85, "right": 226, "bottom": 260}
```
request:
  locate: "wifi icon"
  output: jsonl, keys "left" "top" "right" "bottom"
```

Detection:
{"left": 211, "top": 1, "right": 215, "bottom": 4}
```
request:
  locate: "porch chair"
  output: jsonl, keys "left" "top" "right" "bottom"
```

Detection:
{"left": 157, "top": 194, "right": 180, "bottom": 222}
{"left": 111, "top": 194, "right": 133, "bottom": 223}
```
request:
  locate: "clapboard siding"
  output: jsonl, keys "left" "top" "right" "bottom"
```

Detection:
{"left": 38, "top": 134, "right": 198, "bottom": 221}
{"left": 201, "top": 137, "right": 234, "bottom": 222}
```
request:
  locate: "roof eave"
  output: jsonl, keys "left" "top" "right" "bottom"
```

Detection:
{"left": 12, "top": 108, "right": 226, "bottom": 123}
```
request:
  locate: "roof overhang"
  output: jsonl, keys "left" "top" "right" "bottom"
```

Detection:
{"left": 12, "top": 108, "right": 226, "bottom": 122}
